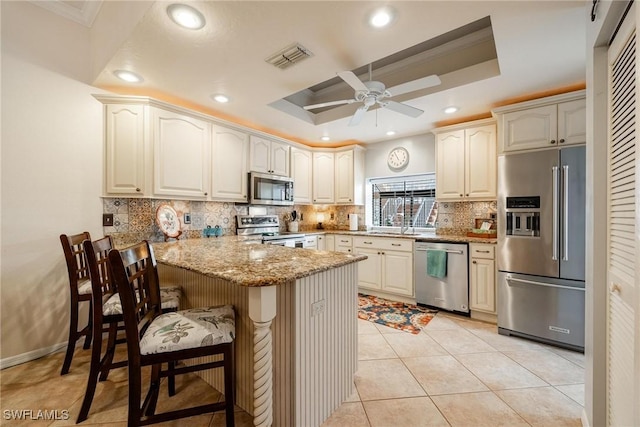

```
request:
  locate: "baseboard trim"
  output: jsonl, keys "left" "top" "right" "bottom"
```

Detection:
{"left": 0, "top": 342, "right": 67, "bottom": 370}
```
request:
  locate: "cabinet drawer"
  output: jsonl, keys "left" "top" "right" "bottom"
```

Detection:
{"left": 470, "top": 244, "right": 495, "bottom": 259}
{"left": 354, "top": 236, "right": 413, "bottom": 252}
{"left": 335, "top": 235, "right": 353, "bottom": 246}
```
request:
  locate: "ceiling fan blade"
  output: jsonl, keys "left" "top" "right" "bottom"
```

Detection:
{"left": 388, "top": 74, "right": 441, "bottom": 96}
{"left": 348, "top": 105, "right": 369, "bottom": 126}
{"left": 337, "top": 71, "right": 369, "bottom": 92}
{"left": 303, "top": 99, "right": 355, "bottom": 110}
{"left": 382, "top": 100, "right": 424, "bottom": 118}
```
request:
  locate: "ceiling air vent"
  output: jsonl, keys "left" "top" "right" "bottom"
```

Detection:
{"left": 265, "top": 43, "right": 313, "bottom": 69}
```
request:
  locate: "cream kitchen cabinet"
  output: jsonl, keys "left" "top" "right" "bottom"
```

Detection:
{"left": 353, "top": 237, "right": 414, "bottom": 297}
{"left": 316, "top": 234, "right": 326, "bottom": 251}
{"left": 324, "top": 235, "right": 335, "bottom": 251}
{"left": 290, "top": 147, "right": 313, "bottom": 204}
{"left": 303, "top": 235, "right": 318, "bottom": 249}
{"left": 493, "top": 91, "right": 586, "bottom": 153}
{"left": 334, "top": 148, "right": 365, "bottom": 205}
{"left": 312, "top": 152, "right": 335, "bottom": 204}
{"left": 334, "top": 235, "right": 352, "bottom": 253}
{"left": 103, "top": 103, "right": 147, "bottom": 196}
{"left": 210, "top": 125, "right": 249, "bottom": 202}
{"left": 152, "top": 108, "right": 211, "bottom": 199}
{"left": 469, "top": 243, "right": 496, "bottom": 314}
{"left": 249, "top": 135, "right": 289, "bottom": 176}
{"left": 435, "top": 120, "right": 497, "bottom": 201}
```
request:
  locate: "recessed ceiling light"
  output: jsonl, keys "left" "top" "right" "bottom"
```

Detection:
{"left": 212, "top": 94, "right": 230, "bottom": 103}
{"left": 113, "top": 70, "right": 143, "bottom": 83}
{"left": 369, "top": 8, "right": 395, "bottom": 28}
{"left": 167, "top": 4, "right": 205, "bottom": 30}
{"left": 321, "top": 136, "right": 330, "bottom": 141}
{"left": 444, "top": 106, "right": 459, "bottom": 114}
{"left": 386, "top": 130, "right": 396, "bottom": 136}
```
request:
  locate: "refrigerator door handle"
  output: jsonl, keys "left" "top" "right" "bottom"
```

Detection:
{"left": 562, "top": 165, "right": 569, "bottom": 261}
{"left": 506, "top": 275, "right": 584, "bottom": 292}
{"left": 552, "top": 166, "right": 559, "bottom": 261}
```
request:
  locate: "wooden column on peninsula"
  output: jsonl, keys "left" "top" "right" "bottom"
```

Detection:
{"left": 152, "top": 237, "right": 366, "bottom": 427}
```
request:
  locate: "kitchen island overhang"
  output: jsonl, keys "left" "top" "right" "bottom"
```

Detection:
{"left": 152, "top": 237, "right": 366, "bottom": 427}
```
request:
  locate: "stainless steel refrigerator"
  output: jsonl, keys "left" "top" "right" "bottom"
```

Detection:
{"left": 497, "top": 146, "right": 585, "bottom": 351}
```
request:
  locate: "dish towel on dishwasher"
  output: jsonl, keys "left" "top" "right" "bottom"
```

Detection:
{"left": 426, "top": 249, "right": 447, "bottom": 278}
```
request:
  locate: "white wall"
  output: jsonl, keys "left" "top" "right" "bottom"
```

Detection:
{"left": 364, "top": 133, "right": 435, "bottom": 179}
{"left": 1, "top": 2, "right": 104, "bottom": 363}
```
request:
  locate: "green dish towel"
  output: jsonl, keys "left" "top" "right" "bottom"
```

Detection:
{"left": 427, "top": 250, "right": 447, "bottom": 278}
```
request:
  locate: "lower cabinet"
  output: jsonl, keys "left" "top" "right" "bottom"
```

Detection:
{"left": 303, "top": 235, "right": 318, "bottom": 250}
{"left": 324, "top": 235, "right": 335, "bottom": 251}
{"left": 316, "top": 234, "right": 326, "bottom": 251}
{"left": 334, "top": 235, "right": 353, "bottom": 253}
{"left": 469, "top": 243, "right": 496, "bottom": 314}
{"left": 353, "top": 237, "right": 413, "bottom": 297}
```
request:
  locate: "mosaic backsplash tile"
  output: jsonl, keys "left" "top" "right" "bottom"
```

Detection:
{"left": 102, "top": 198, "right": 495, "bottom": 244}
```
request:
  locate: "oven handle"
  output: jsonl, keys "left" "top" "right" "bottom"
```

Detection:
{"left": 415, "top": 248, "right": 464, "bottom": 255}
{"left": 505, "top": 276, "right": 584, "bottom": 292}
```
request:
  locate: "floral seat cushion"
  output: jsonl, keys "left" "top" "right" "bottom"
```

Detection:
{"left": 78, "top": 280, "right": 92, "bottom": 295}
{"left": 102, "top": 286, "right": 184, "bottom": 316}
{"left": 140, "top": 305, "right": 235, "bottom": 355}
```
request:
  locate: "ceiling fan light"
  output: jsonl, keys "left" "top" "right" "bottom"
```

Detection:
{"left": 167, "top": 4, "right": 205, "bottom": 30}
{"left": 370, "top": 8, "right": 394, "bottom": 28}
{"left": 386, "top": 131, "right": 396, "bottom": 136}
{"left": 321, "top": 136, "right": 330, "bottom": 141}
{"left": 212, "top": 94, "right": 230, "bottom": 103}
{"left": 113, "top": 70, "right": 143, "bottom": 83}
{"left": 444, "top": 106, "right": 459, "bottom": 114}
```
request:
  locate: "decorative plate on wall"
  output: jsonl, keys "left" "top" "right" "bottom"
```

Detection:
{"left": 156, "top": 204, "right": 181, "bottom": 238}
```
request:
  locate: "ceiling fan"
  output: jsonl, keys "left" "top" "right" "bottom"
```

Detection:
{"left": 303, "top": 64, "right": 441, "bottom": 126}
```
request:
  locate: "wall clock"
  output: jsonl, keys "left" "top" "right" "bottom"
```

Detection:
{"left": 387, "top": 146, "right": 410, "bottom": 171}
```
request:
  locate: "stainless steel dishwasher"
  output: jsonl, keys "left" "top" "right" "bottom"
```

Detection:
{"left": 414, "top": 242, "right": 469, "bottom": 314}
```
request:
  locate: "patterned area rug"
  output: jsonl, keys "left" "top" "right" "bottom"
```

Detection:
{"left": 358, "top": 294, "right": 438, "bottom": 334}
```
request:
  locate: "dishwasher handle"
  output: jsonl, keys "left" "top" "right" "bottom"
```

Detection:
{"left": 415, "top": 248, "right": 464, "bottom": 255}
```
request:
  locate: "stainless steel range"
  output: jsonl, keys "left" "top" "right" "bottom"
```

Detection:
{"left": 236, "top": 215, "right": 305, "bottom": 247}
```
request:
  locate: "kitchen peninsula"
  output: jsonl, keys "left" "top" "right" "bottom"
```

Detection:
{"left": 152, "top": 237, "right": 366, "bottom": 427}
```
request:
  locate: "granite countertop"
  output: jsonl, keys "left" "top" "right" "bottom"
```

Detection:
{"left": 152, "top": 236, "right": 367, "bottom": 287}
{"left": 301, "top": 230, "right": 497, "bottom": 244}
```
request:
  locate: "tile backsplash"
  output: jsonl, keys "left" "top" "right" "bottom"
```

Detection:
{"left": 103, "top": 198, "right": 494, "bottom": 246}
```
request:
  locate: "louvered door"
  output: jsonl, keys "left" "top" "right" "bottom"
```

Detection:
{"left": 607, "top": 5, "right": 638, "bottom": 426}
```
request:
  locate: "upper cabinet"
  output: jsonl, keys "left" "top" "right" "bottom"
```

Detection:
{"left": 493, "top": 91, "right": 586, "bottom": 153}
{"left": 290, "top": 147, "right": 313, "bottom": 204}
{"left": 211, "top": 125, "right": 249, "bottom": 202}
{"left": 434, "top": 120, "right": 497, "bottom": 201}
{"left": 334, "top": 148, "right": 365, "bottom": 205}
{"left": 312, "top": 152, "right": 335, "bottom": 204}
{"left": 103, "top": 103, "right": 147, "bottom": 196}
{"left": 152, "top": 108, "right": 211, "bottom": 199}
{"left": 249, "top": 135, "right": 290, "bottom": 176}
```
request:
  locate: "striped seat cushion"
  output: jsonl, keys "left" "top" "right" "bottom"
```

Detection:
{"left": 140, "top": 305, "right": 235, "bottom": 355}
{"left": 102, "top": 286, "right": 183, "bottom": 316}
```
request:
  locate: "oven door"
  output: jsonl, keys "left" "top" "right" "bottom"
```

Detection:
{"left": 264, "top": 239, "right": 303, "bottom": 248}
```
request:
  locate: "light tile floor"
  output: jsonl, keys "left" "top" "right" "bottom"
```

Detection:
{"left": 0, "top": 312, "right": 584, "bottom": 426}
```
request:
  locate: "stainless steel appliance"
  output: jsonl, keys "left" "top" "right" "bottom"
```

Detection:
{"left": 248, "top": 172, "right": 294, "bottom": 206}
{"left": 414, "top": 242, "right": 469, "bottom": 314}
{"left": 236, "top": 214, "right": 304, "bottom": 247}
{"left": 497, "top": 146, "right": 585, "bottom": 351}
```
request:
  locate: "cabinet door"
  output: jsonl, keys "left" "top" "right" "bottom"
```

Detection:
{"left": 211, "top": 126, "right": 249, "bottom": 202}
{"left": 325, "top": 235, "right": 335, "bottom": 251}
{"left": 313, "top": 152, "right": 335, "bottom": 203}
{"left": 335, "top": 150, "right": 355, "bottom": 204}
{"left": 153, "top": 109, "right": 210, "bottom": 199}
{"left": 317, "top": 235, "right": 326, "bottom": 251}
{"left": 105, "top": 104, "right": 145, "bottom": 196}
{"left": 436, "top": 130, "right": 465, "bottom": 200}
{"left": 290, "top": 147, "right": 313, "bottom": 204}
{"left": 557, "top": 98, "right": 586, "bottom": 146}
{"left": 355, "top": 247, "right": 383, "bottom": 290}
{"left": 465, "top": 124, "right": 497, "bottom": 199}
{"left": 470, "top": 258, "right": 496, "bottom": 313}
{"left": 270, "top": 140, "right": 290, "bottom": 176}
{"left": 249, "top": 136, "right": 271, "bottom": 174}
{"left": 382, "top": 250, "right": 414, "bottom": 296}
{"left": 502, "top": 104, "right": 558, "bottom": 152}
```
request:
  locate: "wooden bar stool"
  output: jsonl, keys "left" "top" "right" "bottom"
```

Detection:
{"left": 59, "top": 232, "right": 94, "bottom": 375}
{"left": 77, "top": 237, "right": 184, "bottom": 424}
{"left": 109, "top": 241, "right": 235, "bottom": 427}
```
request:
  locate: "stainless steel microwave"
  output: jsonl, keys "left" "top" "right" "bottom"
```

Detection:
{"left": 248, "top": 171, "right": 294, "bottom": 206}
